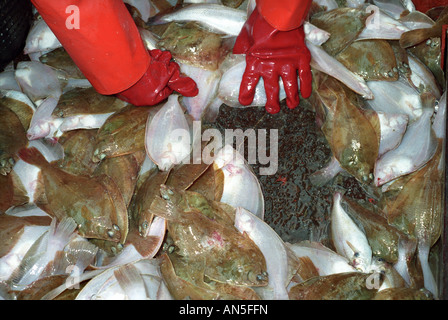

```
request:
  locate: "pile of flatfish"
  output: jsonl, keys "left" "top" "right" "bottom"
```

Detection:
{"left": 0, "top": 0, "right": 446, "bottom": 300}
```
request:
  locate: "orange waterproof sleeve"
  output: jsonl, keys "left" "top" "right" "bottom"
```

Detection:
{"left": 255, "top": 0, "right": 313, "bottom": 31}
{"left": 31, "top": 0, "right": 149, "bottom": 95}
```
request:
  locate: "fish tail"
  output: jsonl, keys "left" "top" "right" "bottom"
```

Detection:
{"left": 399, "top": 26, "right": 440, "bottom": 49}
{"left": 18, "top": 147, "right": 48, "bottom": 168}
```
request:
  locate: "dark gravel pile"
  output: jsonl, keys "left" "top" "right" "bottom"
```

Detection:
{"left": 209, "top": 99, "right": 370, "bottom": 248}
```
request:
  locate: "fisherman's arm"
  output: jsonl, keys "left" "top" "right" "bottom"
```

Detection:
{"left": 31, "top": 0, "right": 197, "bottom": 105}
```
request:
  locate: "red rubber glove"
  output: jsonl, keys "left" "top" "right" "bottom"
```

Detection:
{"left": 233, "top": 7, "right": 312, "bottom": 114}
{"left": 117, "top": 49, "right": 198, "bottom": 106}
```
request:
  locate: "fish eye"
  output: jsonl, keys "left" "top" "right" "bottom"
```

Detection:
{"left": 353, "top": 252, "right": 360, "bottom": 258}
{"left": 256, "top": 271, "right": 268, "bottom": 282}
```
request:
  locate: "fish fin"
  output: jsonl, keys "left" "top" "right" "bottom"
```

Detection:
{"left": 51, "top": 217, "right": 77, "bottom": 240}
{"left": 309, "top": 156, "right": 343, "bottom": 187}
{"left": 399, "top": 28, "right": 438, "bottom": 48}
{"left": 149, "top": 196, "right": 184, "bottom": 221}
{"left": 18, "top": 147, "right": 48, "bottom": 168}
{"left": 296, "top": 256, "right": 320, "bottom": 281}
{"left": 114, "top": 264, "right": 147, "bottom": 300}
{"left": 345, "top": 240, "right": 359, "bottom": 257}
{"left": 417, "top": 240, "right": 439, "bottom": 298}
{"left": 213, "top": 166, "right": 225, "bottom": 201}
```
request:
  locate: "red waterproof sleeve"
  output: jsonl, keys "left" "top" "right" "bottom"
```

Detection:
{"left": 255, "top": 0, "right": 313, "bottom": 31}
{"left": 31, "top": 0, "right": 149, "bottom": 95}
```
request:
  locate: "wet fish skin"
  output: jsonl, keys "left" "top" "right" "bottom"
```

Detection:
{"left": 342, "top": 195, "right": 413, "bottom": 264}
{"left": 24, "top": 18, "right": 62, "bottom": 56}
{"left": 289, "top": 272, "right": 380, "bottom": 300}
{"left": 374, "top": 108, "right": 437, "bottom": 187}
{"left": 145, "top": 95, "right": 191, "bottom": 171}
{"left": 335, "top": 39, "right": 399, "bottom": 81}
{"left": 308, "top": 42, "right": 374, "bottom": 99}
{"left": 17, "top": 147, "right": 128, "bottom": 244}
{"left": 373, "top": 287, "right": 433, "bottom": 300}
{"left": 315, "top": 73, "right": 379, "bottom": 183}
{"left": 147, "top": 4, "right": 247, "bottom": 36}
{"left": 286, "top": 241, "right": 357, "bottom": 276}
{"left": 357, "top": 5, "right": 409, "bottom": 41}
{"left": 15, "top": 61, "right": 62, "bottom": 102}
{"left": 130, "top": 168, "right": 170, "bottom": 237}
{"left": 150, "top": 185, "right": 268, "bottom": 287}
{"left": 310, "top": 7, "right": 372, "bottom": 56}
{"left": 399, "top": 7, "right": 448, "bottom": 48}
{"left": 234, "top": 207, "right": 288, "bottom": 300}
{"left": 0, "top": 105, "right": 29, "bottom": 176}
{"left": 331, "top": 192, "right": 372, "bottom": 272}
{"left": 94, "top": 104, "right": 159, "bottom": 163}
{"left": 0, "top": 91, "right": 36, "bottom": 131}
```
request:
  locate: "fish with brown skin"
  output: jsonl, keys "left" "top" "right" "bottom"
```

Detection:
{"left": 310, "top": 7, "right": 372, "bottom": 56}
{"left": 373, "top": 287, "right": 433, "bottom": 300}
{"left": 52, "top": 87, "right": 127, "bottom": 119}
{"left": 0, "top": 171, "right": 29, "bottom": 213}
{"left": 93, "top": 151, "right": 145, "bottom": 208}
{"left": 129, "top": 168, "right": 171, "bottom": 236}
{"left": 341, "top": 195, "right": 416, "bottom": 264}
{"left": 92, "top": 104, "right": 161, "bottom": 163}
{"left": 17, "top": 147, "right": 128, "bottom": 244}
{"left": 0, "top": 104, "right": 28, "bottom": 175}
{"left": 399, "top": 6, "right": 448, "bottom": 49}
{"left": 39, "top": 47, "right": 86, "bottom": 80}
{"left": 288, "top": 272, "right": 382, "bottom": 300}
{"left": 153, "top": 21, "right": 233, "bottom": 71}
{"left": 160, "top": 252, "right": 261, "bottom": 300}
{"left": 150, "top": 185, "right": 268, "bottom": 287}
{"left": 335, "top": 39, "right": 399, "bottom": 81}
{"left": 55, "top": 129, "right": 99, "bottom": 176}
{"left": 380, "top": 139, "right": 444, "bottom": 297}
{"left": 314, "top": 72, "right": 379, "bottom": 184}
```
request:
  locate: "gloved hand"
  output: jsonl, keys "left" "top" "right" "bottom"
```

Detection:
{"left": 233, "top": 7, "right": 312, "bottom": 114}
{"left": 117, "top": 49, "right": 198, "bottom": 106}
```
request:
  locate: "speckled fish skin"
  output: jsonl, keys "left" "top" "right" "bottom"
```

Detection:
{"left": 17, "top": 147, "right": 128, "bottom": 244}
{"left": 0, "top": 105, "right": 29, "bottom": 176}
{"left": 341, "top": 195, "right": 413, "bottom": 264}
{"left": 373, "top": 287, "right": 433, "bottom": 300}
{"left": 93, "top": 104, "right": 160, "bottom": 163}
{"left": 288, "top": 272, "right": 380, "bottom": 300}
{"left": 24, "top": 18, "right": 62, "bottom": 56}
{"left": 161, "top": 252, "right": 261, "bottom": 300}
{"left": 53, "top": 87, "right": 127, "bottom": 119}
{"left": 39, "top": 47, "right": 86, "bottom": 80}
{"left": 356, "top": 6, "right": 409, "bottom": 41}
{"left": 335, "top": 39, "right": 399, "bottom": 81}
{"left": 310, "top": 7, "right": 372, "bottom": 56}
{"left": 286, "top": 241, "right": 357, "bottom": 276}
{"left": 314, "top": 73, "right": 379, "bottom": 184}
{"left": 374, "top": 107, "right": 437, "bottom": 187}
{"left": 147, "top": 4, "right": 247, "bottom": 36}
{"left": 54, "top": 129, "right": 99, "bottom": 176}
{"left": 0, "top": 92, "right": 36, "bottom": 132}
{"left": 155, "top": 21, "right": 232, "bottom": 71}
{"left": 381, "top": 139, "right": 444, "bottom": 247}
{"left": 150, "top": 185, "right": 268, "bottom": 287}
{"left": 93, "top": 152, "right": 143, "bottom": 208}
